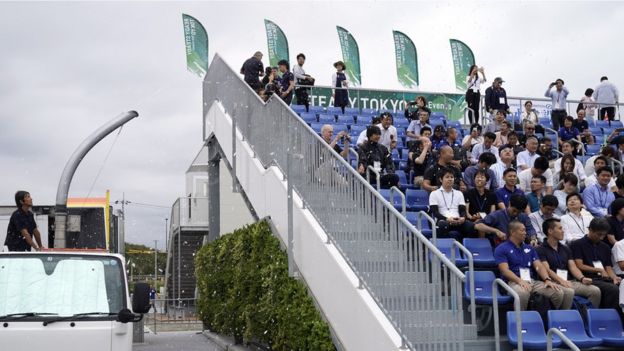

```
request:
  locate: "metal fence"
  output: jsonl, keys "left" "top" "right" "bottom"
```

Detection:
{"left": 169, "top": 197, "right": 209, "bottom": 229}
{"left": 144, "top": 298, "right": 202, "bottom": 334}
{"left": 204, "top": 54, "right": 471, "bottom": 350}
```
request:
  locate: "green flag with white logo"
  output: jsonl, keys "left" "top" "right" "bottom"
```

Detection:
{"left": 449, "top": 39, "right": 475, "bottom": 91}
{"left": 393, "top": 31, "right": 419, "bottom": 89}
{"left": 336, "top": 26, "right": 361, "bottom": 86}
{"left": 264, "top": 19, "right": 290, "bottom": 68}
{"left": 182, "top": 14, "right": 209, "bottom": 77}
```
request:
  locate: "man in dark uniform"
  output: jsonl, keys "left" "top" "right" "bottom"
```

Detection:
{"left": 357, "top": 126, "right": 399, "bottom": 189}
{"left": 5, "top": 191, "right": 43, "bottom": 251}
{"left": 277, "top": 59, "right": 295, "bottom": 106}
{"left": 240, "top": 51, "right": 264, "bottom": 92}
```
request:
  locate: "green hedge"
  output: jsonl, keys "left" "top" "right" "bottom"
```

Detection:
{"left": 195, "top": 220, "right": 335, "bottom": 351}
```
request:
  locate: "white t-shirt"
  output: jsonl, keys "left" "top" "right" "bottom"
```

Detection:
{"left": 466, "top": 75, "right": 485, "bottom": 93}
{"left": 429, "top": 188, "right": 465, "bottom": 218}
{"left": 554, "top": 157, "right": 587, "bottom": 182}
{"left": 518, "top": 168, "right": 554, "bottom": 193}
{"left": 561, "top": 210, "right": 594, "bottom": 244}
{"left": 612, "top": 239, "right": 624, "bottom": 276}
{"left": 517, "top": 151, "right": 539, "bottom": 170}
{"left": 356, "top": 123, "right": 397, "bottom": 149}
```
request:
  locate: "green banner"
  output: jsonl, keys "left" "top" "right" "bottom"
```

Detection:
{"left": 308, "top": 87, "right": 466, "bottom": 121}
{"left": 264, "top": 19, "right": 289, "bottom": 68}
{"left": 182, "top": 14, "right": 209, "bottom": 77}
{"left": 449, "top": 39, "right": 475, "bottom": 91}
{"left": 392, "top": 31, "right": 419, "bottom": 89}
{"left": 336, "top": 26, "right": 361, "bottom": 86}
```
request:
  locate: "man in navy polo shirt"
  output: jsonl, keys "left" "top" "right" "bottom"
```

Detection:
{"left": 4, "top": 190, "right": 43, "bottom": 251}
{"left": 495, "top": 168, "right": 524, "bottom": 209}
{"left": 494, "top": 220, "right": 563, "bottom": 310}
{"left": 277, "top": 59, "right": 295, "bottom": 105}
{"left": 475, "top": 194, "right": 537, "bottom": 246}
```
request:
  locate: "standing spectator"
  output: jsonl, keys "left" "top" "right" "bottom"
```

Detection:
{"left": 583, "top": 166, "right": 616, "bottom": 217}
{"left": 496, "top": 168, "right": 525, "bottom": 209}
{"left": 526, "top": 175, "right": 547, "bottom": 213}
{"left": 470, "top": 132, "right": 499, "bottom": 165}
{"left": 357, "top": 126, "right": 399, "bottom": 189}
{"left": 406, "top": 107, "right": 431, "bottom": 142}
{"left": 4, "top": 191, "right": 43, "bottom": 251}
{"left": 518, "top": 156, "right": 554, "bottom": 195}
{"left": 554, "top": 174, "right": 579, "bottom": 216}
{"left": 321, "top": 124, "right": 350, "bottom": 158}
{"left": 332, "top": 61, "right": 349, "bottom": 114}
{"left": 261, "top": 66, "right": 280, "bottom": 98}
{"left": 461, "top": 123, "right": 483, "bottom": 159}
{"left": 585, "top": 156, "right": 616, "bottom": 190}
{"left": 477, "top": 195, "right": 537, "bottom": 245}
{"left": 484, "top": 77, "right": 510, "bottom": 119}
{"left": 293, "top": 53, "right": 315, "bottom": 112}
{"left": 537, "top": 137, "right": 558, "bottom": 162}
{"left": 422, "top": 146, "right": 465, "bottom": 192}
{"left": 593, "top": 76, "right": 619, "bottom": 121}
{"left": 529, "top": 194, "right": 559, "bottom": 242}
{"left": 404, "top": 96, "right": 427, "bottom": 121}
{"left": 465, "top": 65, "right": 486, "bottom": 124}
{"left": 558, "top": 117, "right": 582, "bottom": 150}
{"left": 517, "top": 136, "right": 539, "bottom": 170}
{"left": 521, "top": 100, "right": 539, "bottom": 126}
{"left": 277, "top": 60, "right": 295, "bottom": 105}
{"left": 429, "top": 168, "right": 476, "bottom": 239}
{"left": 484, "top": 110, "right": 506, "bottom": 134}
{"left": 240, "top": 51, "right": 264, "bottom": 92}
{"left": 537, "top": 218, "right": 601, "bottom": 308}
{"left": 561, "top": 193, "right": 594, "bottom": 244}
{"left": 408, "top": 127, "right": 433, "bottom": 187}
{"left": 571, "top": 218, "right": 622, "bottom": 312}
{"left": 607, "top": 198, "right": 624, "bottom": 246}
{"left": 463, "top": 152, "right": 498, "bottom": 190}
{"left": 491, "top": 145, "right": 515, "bottom": 188}
{"left": 465, "top": 169, "right": 498, "bottom": 222}
{"left": 545, "top": 79, "right": 569, "bottom": 130}
{"left": 578, "top": 88, "right": 596, "bottom": 119}
{"left": 554, "top": 144, "right": 586, "bottom": 185}
{"left": 493, "top": 120, "right": 512, "bottom": 147}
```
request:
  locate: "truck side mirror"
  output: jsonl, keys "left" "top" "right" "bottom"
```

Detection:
{"left": 132, "top": 282, "right": 151, "bottom": 314}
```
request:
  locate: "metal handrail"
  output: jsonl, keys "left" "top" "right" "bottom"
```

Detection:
{"left": 543, "top": 127, "right": 560, "bottom": 153}
{"left": 348, "top": 147, "right": 358, "bottom": 165}
{"left": 566, "top": 137, "right": 586, "bottom": 156}
{"left": 611, "top": 158, "right": 624, "bottom": 175}
{"left": 452, "top": 240, "right": 476, "bottom": 326}
{"left": 366, "top": 165, "right": 381, "bottom": 190}
{"left": 493, "top": 278, "right": 522, "bottom": 351}
{"left": 546, "top": 327, "right": 580, "bottom": 351}
{"left": 389, "top": 186, "right": 406, "bottom": 215}
{"left": 416, "top": 210, "right": 438, "bottom": 245}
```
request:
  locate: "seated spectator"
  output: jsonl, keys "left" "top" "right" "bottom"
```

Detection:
{"left": 554, "top": 154, "right": 583, "bottom": 189}
{"left": 357, "top": 126, "right": 399, "bottom": 189}
{"left": 429, "top": 168, "right": 476, "bottom": 239}
{"left": 537, "top": 137, "right": 558, "bottom": 162}
{"left": 607, "top": 198, "right": 624, "bottom": 246}
{"left": 461, "top": 123, "right": 483, "bottom": 158}
{"left": 554, "top": 142, "right": 587, "bottom": 185}
{"left": 527, "top": 175, "right": 547, "bottom": 212}
{"left": 585, "top": 146, "right": 616, "bottom": 177}
{"left": 506, "top": 131, "right": 524, "bottom": 156}
{"left": 422, "top": 146, "right": 465, "bottom": 192}
{"left": 437, "top": 127, "right": 467, "bottom": 170}
{"left": 406, "top": 107, "right": 431, "bottom": 141}
{"left": 537, "top": 218, "right": 601, "bottom": 308}
{"left": 571, "top": 218, "right": 622, "bottom": 313}
{"left": 615, "top": 174, "right": 624, "bottom": 200}
{"left": 494, "top": 220, "right": 565, "bottom": 310}
{"left": 517, "top": 136, "right": 539, "bottom": 170}
{"left": 464, "top": 169, "right": 498, "bottom": 222}
{"left": 558, "top": 116, "right": 583, "bottom": 150}
{"left": 518, "top": 156, "right": 554, "bottom": 194}
{"left": 277, "top": 60, "right": 295, "bottom": 105}
{"left": 561, "top": 193, "right": 594, "bottom": 244}
{"left": 496, "top": 168, "right": 525, "bottom": 209}
{"left": 574, "top": 109, "right": 595, "bottom": 145}
{"left": 470, "top": 132, "right": 499, "bottom": 165}
{"left": 408, "top": 127, "right": 433, "bottom": 187}
{"left": 356, "top": 116, "right": 383, "bottom": 147}
{"left": 554, "top": 174, "right": 579, "bottom": 216}
{"left": 583, "top": 166, "right": 616, "bottom": 217}
{"left": 529, "top": 195, "right": 559, "bottom": 242}
{"left": 491, "top": 145, "right": 515, "bottom": 188}
{"left": 463, "top": 152, "right": 498, "bottom": 190}
{"left": 493, "top": 120, "right": 512, "bottom": 147}
{"left": 356, "top": 113, "right": 398, "bottom": 150}
{"left": 585, "top": 156, "right": 617, "bottom": 191}
{"left": 321, "top": 124, "right": 350, "bottom": 158}
{"left": 476, "top": 194, "right": 537, "bottom": 245}
{"left": 518, "top": 122, "right": 539, "bottom": 147}
{"left": 431, "top": 125, "right": 446, "bottom": 150}
{"left": 521, "top": 101, "right": 539, "bottom": 126}
{"left": 484, "top": 109, "right": 506, "bottom": 134}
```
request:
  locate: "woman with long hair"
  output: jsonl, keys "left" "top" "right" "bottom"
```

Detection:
{"left": 465, "top": 65, "right": 486, "bottom": 125}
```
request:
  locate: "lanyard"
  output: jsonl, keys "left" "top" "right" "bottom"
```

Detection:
{"left": 570, "top": 213, "right": 585, "bottom": 234}
{"left": 441, "top": 190, "right": 455, "bottom": 212}
{"left": 475, "top": 191, "right": 487, "bottom": 212}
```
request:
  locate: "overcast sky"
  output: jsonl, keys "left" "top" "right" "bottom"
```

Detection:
{"left": 1, "top": 1, "right": 622, "bottom": 248}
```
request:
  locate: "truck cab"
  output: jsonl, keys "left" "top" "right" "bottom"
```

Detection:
{"left": 0, "top": 251, "right": 150, "bottom": 351}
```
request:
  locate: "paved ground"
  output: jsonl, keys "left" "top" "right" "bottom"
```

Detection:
{"left": 133, "top": 331, "right": 223, "bottom": 351}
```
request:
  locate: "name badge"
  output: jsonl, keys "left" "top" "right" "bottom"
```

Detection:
{"left": 478, "top": 212, "right": 487, "bottom": 219}
{"left": 373, "top": 161, "right": 381, "bottom": 172}
{"left": 520, "top": 268, "right": 532, "bottom": 282}
{"left": 499, "top": 97, "right": 505, "bottom": 104}
{"left": 556, "top": 269, "right": 568, "bottom": 281}
{"left": 593, "top": 260, "right": 604, "bottom": 270}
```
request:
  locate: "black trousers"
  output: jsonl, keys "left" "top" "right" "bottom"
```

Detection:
{"left": 551, "top": 109, "right": 567, "bottom": 130}
{"left": 437, "top": 220, "right": 476, "bottom": 241}
{"left": 367, "top": 172, "right": 400, "bottom": 189}
{"left": 280, "top": 91, "right": 293, "bottom": 106}
{"left": 466, "top": 90, "right": 481, "bottom": 125}
{"left": 295, "top": 88, "right": 310, "bottom": 111}
{"left": 600, "top": 107, "right": 616, "bottom": 121}
{"left": 593, "top": 279, "right": 621, "bottom": 310}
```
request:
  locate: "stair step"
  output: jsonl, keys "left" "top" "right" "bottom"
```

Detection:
{"left": 403, "top": 323, "right": 478, "bottom": 343}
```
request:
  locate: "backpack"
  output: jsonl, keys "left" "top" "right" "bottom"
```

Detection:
{"left": 528, "top": 292, "right": 553, "bottom": 328}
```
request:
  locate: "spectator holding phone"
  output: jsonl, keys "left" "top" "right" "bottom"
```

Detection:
{"left": 545, "top": 79, "right": 569, "bottom": 130}
{"left": 465, "top": 65, "right": 486, "bottom": 125}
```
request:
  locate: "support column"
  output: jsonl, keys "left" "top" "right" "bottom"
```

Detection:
{"left": 207, "top": 138, "right": 221, "bottom": 243}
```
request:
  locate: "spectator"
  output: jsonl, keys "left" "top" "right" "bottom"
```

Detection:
{"left": 496, "top": 168, "right": 525, "bottom": 209}
{"left": 518, "top": 156, "right": 554, "bottom": 194}
{"left": 578, "top": 88, "right": 597, "bottom": 119}
{"left": 554, "top": 174, "right": 579, "bottom": 216}
{"left": 573, "top": 109, "right": 590, "bottom": 136}
{"left": 476, "top": 194, "right": 537, "bottom": 245}
{"left": 506, "top": 132, "right": 524, "bottom": 155}
{"left": 437, "top": 127, "right": 467, "bottom": 170}
{"left": 615, "top": 174, "right": 624, "bottom": 200}
{"left": 461, "top": 123, "right": 483, "bottom": 159}
{"left": 277, "top": 60, "right": 295, "bottom": 105}
{"left": 408, "top": 127, "right": 433, "bottom": 187}
{"left": 484, "top": 109, "right": 506, "bottom": 134}
{"left": 484, "top": 77, "right": 510, "bottom": 119}
{"left": 240, "top": 51, "right": 264, "bottom": 92}
{"left": 526, "top": 175, "right": 547, "bottom": 213}
{"left": 429, "top": 168, "right": 476, "bottom": 239}
{"left": 494, "top": 220, "right": 563, "bottom": 310}
{"left": 593, "top": 76, "right": 619, "bottom": 121}
{"left": 545, "top": 79, "right": 569, "bottom": 130}
{"left": 465, "top": 65, "right": 486, "bottom": 124}
{"left": 583, "top": 166, "right": 616, "bottom": 217}
{"left": 464, "top": 169, "right": 498, "bottom": 222}
{"left": 293, "top": 53, "right": 315, "bottom": 111}
{"left": 537, "top": 218, "right": 601, "bottom": 308}
{"left": 430, "top": 125, "right": 446, "bottom": 150}
{"left": 493, "top": 120, "right": 512, "bottom": 147}
{"left": 585, "top": 156, "right": 616, "bottom": 190}
{"left": 558, "top": 116, "right": 582, "bottom": 151}
{"left": 470, "top": 132, "right": 499, "bottom": 165}
{"left": 529, "top": 194, "right": 559, "bottom": 242}
{"left": 332, "top": 61, "right": 349, "bottom": 114}
{"left": 404, "top": 96, "right": 427, "bottom": 121}
{"left": 4, "top": 191, "right": 43, "bottom": 251}
{"left": 521, "top": 100, "right": 539, "bottom": 126}
{"left": 561, "top": 193, "right": 594, "bottom": 244}
{"left": 357, "top": 126, "right": 399, "bottom": 189}
{"left": 554, "top": 151, "right": 586, "bottom": 187}
{"left": 261, "top": 66, "right": 280, "bottom": 98}
{"left": 571, "top": 218, "right": 622, "bottom": 312}
{"left": 406, "top": 107, "right": 432, "bottom": 142}
{"left": 517, "top": 136, "right": 539, "bottom": 170}
{"left": 355, "top": 116, "right": 382, "bottom": 147}
{"left": 491, "top": 144, "right": 515, "bottom": 188}
{"left": 611, "top": 238, "right": 624, "bottom": 309}
{"left": 607, "top": 198, "right": 624, "bottom": 246}
{"left": 585, "top": 146, "right": 615, "bottom": 177}
{"left": 422, "top": 145, "right": 465, "bottom": 192}
{"left": 463, "top": 152, "right": 498, "bottom": 190}
{"left": 356, "top": 113, "right": 397, "bottom": 150}
{"left": 537, "top": 137, "right": 558, "bottom": 162}
{"left": 321, "top": 124, "right": 350, "bottom": 158}
{"left": 518, "top": 122, "right": 539, "bottom": 147}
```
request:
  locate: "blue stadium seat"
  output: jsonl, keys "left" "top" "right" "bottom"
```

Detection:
{"left": 596, "top": 120, "right": 611, "bottom": 129}
{"left": 538, "top": 117, "right": 551, "bottom": 126}
{"left": 291, "top": 104, "right": 307, "bottom": 114}
{"left": 589, "top": 126, "right": 602, "bottom": 136}
{"left": 447, "top": 120, "right": 462, "bottom": 131}
{"left": 350, "top": 125, "right": 366, "bottom": 136}
{"left": 612, "top": 121, "right": 624, "bottom": 128}
{"left": 395, "top": 170, "right": 414, "bottom": 191}
{"left": 354, "top": 115, "right": 369, "bottom": 125}
{"left": 462, "top": 238, "right": 496, "bottom": 267}
{"left": 337, "top": 115, "right": 355, "bottom": 125}
{"left": 604, "top": 127, "right": 616, "bottom": 135}
{"left": 434, "top": 239, "right": 465, "bottom": 266}
{"left": 398, "top": 161, "right": 408, "bottom": 171}
{"left": 464, "top": 271, "right": 512, "bottom": 304}
{"left": 310, "top": 123, "right": 324, "bottom": 133}
{"left": 586, "top": 144, "right": 601, "bottom": 156}
{"left": 508, "top": 311, "right": 560, "bottom": 350}
{"left": 576, "top": 155, "right": 591, "bottom": 165}
{"left": 379, "top": 189, "right": 405, "bottom": 212}
{"left": 391, "top": 149, "right": 400, "bottom": 160}
{"left": 300, "top": 112, "right": 317, "bottom": 124}
{"left": 308, "top": 105, "right": 325, "bottom": 114}
{"left": 350, "top": 159, "right": 358, "bottom": 169}
{"left": 319, "top": 114, "right": 336, "bottom": 123}
{"left": 587, "top": 309, "right": 624, "bottom": 347}
{"left": 394, "top": 118, "right": 410, "bottom": 128}
{"left": 332, "top": 124, "right": 349, "bottom": 134}
{"left": 431, "top": 112, "right": 447, "bottom": 119}
{"left": 326, "top": 106, "right": 343, "bottom": 115}
{"left": 360, "top": 108, "right": 378, "bottom": 116}
{"left": 406, "top": 189, "right": 429, "bottom": 211}
{"left": 404, "top": 212, "right": 432, "bottom": 236}
{"left": 344, "top": 107, "right": 359, "bottom": 116}
{"left": 594, "top": 135, "right": 605, "bottom": 144}
{"left": 547, "top": 310, "right": 603, "bottom": 348}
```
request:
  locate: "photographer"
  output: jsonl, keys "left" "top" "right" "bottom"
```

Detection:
{"left": 262, "top": 66, "right": 280, "bottom": 98}
{"left": 293, "top": 53, "right": 315, "bottom": 111}
{"left": 358, "top": 126, "right": 399, "bottom": 189}
{"left": 321, "top": 124, "right": 350, "bottom": 158}
{"left": 545, "top": 79, "right": 569, "bottom": 130}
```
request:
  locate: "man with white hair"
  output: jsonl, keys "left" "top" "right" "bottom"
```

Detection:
{"left": 240, "top": 51, "right": 264, "bottom": 92}
{"left": 321, "top": 124, "right": 350, "bottom": 158}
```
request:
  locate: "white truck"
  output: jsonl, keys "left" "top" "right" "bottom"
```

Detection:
{"left": 0, "top": 250, "right": 150, "bottom": 351}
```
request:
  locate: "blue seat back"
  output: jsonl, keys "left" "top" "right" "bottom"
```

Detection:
{"left": 612, "top": 121, "right": 624, "bottom": 128}
{"left": 596, "top": 120, "right": 610, "bottom": 128}
{"left": 337, "top": 115, "right": 355, "bottom": 125}
{"left": 464, "top": 270, "right": 495, "bottom": 298}
{"left": 547, "top": 310, "right": 591, "bottom": 339}
{"left": 435, "top": 239, "right": 461, "bottom": 261}
{"left": 326, "top": 106, "right": 343, "bottom": 115}
{"left": 332, "top": 124, "right": 349, "bottom": 134}
{"left": 587, "top": 309, "right": 624, "bottom": 339}
{"left": 309, "top": 105, "right": 325, "bottom": 114}
{"left": 589, "top": 127, "right": 602, "bottom": 135}
{"left": 406, "top": 189, "right": 429, "bottom": 210}
{"left": 360, "top": 108, "right": 378, "bottom": 116}
{"left": 507, "top": 311, "right": 548, "bottom": 347}
{"left": 463, "top": 238, "right": 494, "bottom": 260}
{"left": 586, "top": 144, "right": 601, "bottom": 156}
{"left": 300, "top": 112, "right": 317, "bottom": 123}
{"left": 350, "top": 125, "right": 366, "bottom": 136}
{"left": 319, "top": 114, "right": 336, "bottom": 123}
{"left": 310, "top": 123, "right": 324, "bottom": 133}
{"left": 344, "top": 107, "right": 359, "bottom": 116}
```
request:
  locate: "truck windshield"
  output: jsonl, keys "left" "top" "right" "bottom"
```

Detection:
{"left": 0, "top": 254, "right": 125, "bottom": 317}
